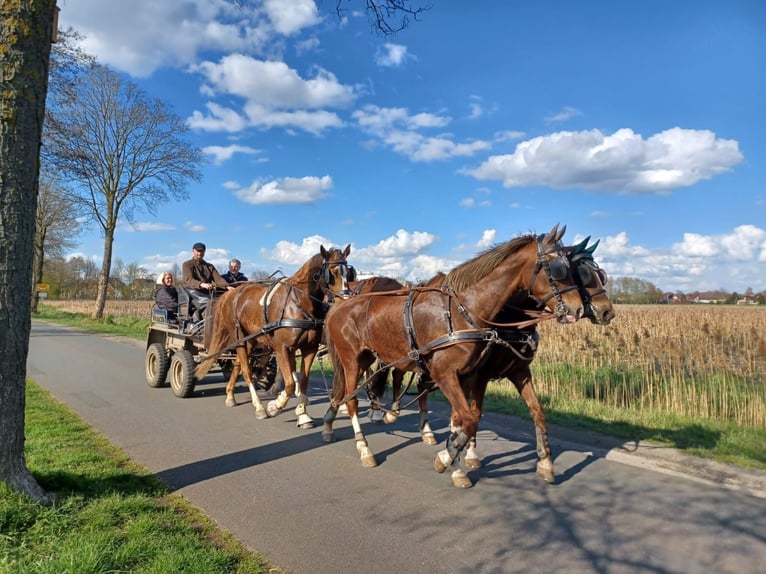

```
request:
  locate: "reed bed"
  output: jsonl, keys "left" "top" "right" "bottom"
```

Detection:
{"left": 531, "top": 304, "right": 766, "bottom": 428}
{"left": 42, "top": 300, "right": 766, "bottom": 428}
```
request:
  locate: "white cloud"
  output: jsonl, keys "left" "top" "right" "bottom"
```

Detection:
{"left": 233, "top": 175, "right": 333, "bottom": 204}
{"left": 375, "top": 43, "right": 410, "bottom": 67}
{"left": 260, "top": 234, "right": 341, "bottom": 266}
{"left": 184, "top": 221, "right": 206, "bottom": 232}
{"left": 190, "top": 54, "right": 359, "bottom": 134}
{"left": 58, "top": 0, "right": 280, "bottom": 77}
{"left": 262, "top": 0, "right": 321, "bottom": 35}
{"left": 203, "top": 144, "right": 262, "bottom": 165}
{"left": 545, "top": 106, "right": 583, "bottom": 123}
{"left": 477, "top": 229, "right": 496, "bottom": 249}
{"left": 122, "top": 222, "right": 176, "bottom": 232}
{"left": 464, "top": 127, "right": 743, "bottom": 194}
{"left": 353, "top": 104, "right": 491, "bottom": 162}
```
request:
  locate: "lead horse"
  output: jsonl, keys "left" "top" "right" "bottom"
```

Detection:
{"left": 194, "top": 245, "right": 352, "bottom": 427}
{"left": 321, "top": 224, "right": 586, "bottom": 486}
{"left": 445, "top": 236, "right": 615, "bottom": 486}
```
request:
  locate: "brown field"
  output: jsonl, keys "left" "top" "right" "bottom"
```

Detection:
{"left": 43, "top": 300, "right": 766, "bottom": 427}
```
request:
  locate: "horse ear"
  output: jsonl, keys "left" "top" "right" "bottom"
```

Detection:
{"left": 343, "top": 244, "right": 351, "bottom": 258}
{"left": 571, "top": 236, "right": 590, "bottom": 254}
{"left": 556, "top": 224, "right": 567, "bottom": 242}
{"left": 585, "top": 239, "right": 600, "bottom": 254}
{"left": 320, "top": 245, "right": 328, "bottom": 258}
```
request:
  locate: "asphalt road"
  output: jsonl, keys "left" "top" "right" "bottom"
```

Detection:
{"left": 27, "top": 320, "right": 766, "bottom": 574}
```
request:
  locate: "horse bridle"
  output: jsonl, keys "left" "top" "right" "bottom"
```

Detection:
{"left": 316, "top": 259, "right": 356, "bottom": 302}
{"left": 567, "top": 238, "right": 608, "bottom": 318}
{"left": 528, "top": 234, "right": 580, "bottom": 315}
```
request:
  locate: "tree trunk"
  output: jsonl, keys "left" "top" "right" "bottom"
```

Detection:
{"left": 0, "top": 0, "right": 57, "bottom": 505}
{"left": 31, "top": 226, "right": 46, "bottom": 313}
{"left": 93, "top": 225, "right": 115, "bottom": 319}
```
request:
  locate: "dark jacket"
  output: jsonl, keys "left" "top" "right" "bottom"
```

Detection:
{"left": 221, "top": 270, "right": 248, "bottom": 284}
{"left": 182, "top": 258, "right": 228, "bottom": 291}
{"left": 155, "top": 285, "right": 178, "bottom": 318}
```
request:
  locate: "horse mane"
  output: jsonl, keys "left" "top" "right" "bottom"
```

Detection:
{"left": 291, "top": 251, "right": 325, "bottom": 285}
{"left": 443, "top": 233, "right": 536, "bottom": 294}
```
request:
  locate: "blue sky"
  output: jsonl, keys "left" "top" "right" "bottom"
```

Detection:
{"left": 57, "top": 0, "right": 765, "bottom": 293}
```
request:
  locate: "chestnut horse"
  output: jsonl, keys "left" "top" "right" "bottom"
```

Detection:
{"left": 194, "top": 245, "right": 352, "bottom": 427}
{"left": 444, "top": 236, "right": 615, "bottom": 487}
{"left": 321, "top": 224, "right": 585, "bottom": 486}
{"left": 348, "top": 276, "right": 437, "bottom": 445}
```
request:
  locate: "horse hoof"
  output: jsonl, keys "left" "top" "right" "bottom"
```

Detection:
{"left": 383, "top": 411, "right": 399, "bottom": 424}
{"left": 422, "top": 433, "right": 437, "bottom": 446}
{"left": 433, "top": 449, "right": 451, "bottom": 474}
{"left": 536, "top": 458, "right": 555, "bottom": 483}
{"left": 322, "top": 430, "right": 335, "bottom": 443}
{"left": 225, "top": 397, "right": 236, "bottom": 407}
{"left": 255, "top": 407, "right": 268, "bottom": 420}
{"left": 451, "top": 469, "right": 473, "bottom": 488}
{"left": 464, "top": 457, "right": 481, "bottom": 470}
{"left": 298, "top": 421, "right": 314, "bottom": 429}
{"left": 361, "top": 454, "right": 377, "bottom": 468}
{"left": 266, "top": 401, "right": 283, "bottom": 418}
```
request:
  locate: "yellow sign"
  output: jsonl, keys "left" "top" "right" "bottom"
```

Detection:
{"left": 36, "top": 283, "right": 50, "bottom": 292}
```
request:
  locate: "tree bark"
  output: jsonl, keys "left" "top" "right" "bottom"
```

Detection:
{"left": 93, "top": 225, "right": 115, "bottom": 319}
{"left": 0, "top": 0, "right": 57, "bottom": 505}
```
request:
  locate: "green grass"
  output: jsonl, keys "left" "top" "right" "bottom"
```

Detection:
{"left": 1, "top": 383, "right": 281, "bottom": 574}
{"left": 32, "top": 305, "right": 766, "bottom": 470}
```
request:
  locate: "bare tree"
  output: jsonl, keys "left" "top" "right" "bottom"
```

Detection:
{"left": 31, "top": 175, "right": 81, "bottom": 312}
{"left": 46, "top": 64, "right": 204, "bottom": 319}
{"left": 0, "top": 0, "right": 57, "bottom": 505}
{"left": 334, "top": 0, "right": 430, "bottom": 34}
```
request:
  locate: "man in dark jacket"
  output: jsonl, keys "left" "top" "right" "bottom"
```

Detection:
{"left": 221, "top": 258, "right": 248, "bottom": 285}
{"left": 182, "top": 242, "right": 231, "bottom": 320}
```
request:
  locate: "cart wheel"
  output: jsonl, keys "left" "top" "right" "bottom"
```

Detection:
{"left": 145, "top": 343, "right": 170, "bottom": 388}
{"left": 170, "top": 349, "right": 196, "bottom": 398}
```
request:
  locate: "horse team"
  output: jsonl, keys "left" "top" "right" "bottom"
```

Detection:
{"left": 194, "top": 224, "right": 615, "bottom": 488}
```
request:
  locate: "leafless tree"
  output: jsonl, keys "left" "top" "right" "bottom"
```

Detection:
{"left": 0, "top": 0, "right": 57, "bottom": 505}
{"left": 45, "top": 64, "right": 204, "bottom": 319}
{"left": 335, "top": 0, "right": 430, "bottom": 34}
{"left": 31, "top": 175, "right": 81, "bottom": 312}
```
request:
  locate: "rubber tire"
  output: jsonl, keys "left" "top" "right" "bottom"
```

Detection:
{"left": 145, "top": 343, "right": 170, "bottom": 388}
{"left": 170, "top": 349, "right": 196, "bottom": 398}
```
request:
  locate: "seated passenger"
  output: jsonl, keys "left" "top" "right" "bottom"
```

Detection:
{"left": 155, "top": 271, "right": 178, "bottom": 322}
{"left": 221, "top": 258, "right": 248, "bottom": 285}
{"left": 182, "top": 242, "right": 232, "bottom": 320}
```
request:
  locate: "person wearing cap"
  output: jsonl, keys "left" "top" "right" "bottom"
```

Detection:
{"left": 182, "top": 242, "right": 232, "bottom": 320}
{"left": 221, "top": 258, "right": 248, "bottom": 285}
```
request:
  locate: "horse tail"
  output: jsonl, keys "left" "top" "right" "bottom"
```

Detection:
{"left": 194, "top": 295, "right": 235, "bottom": 380}
{"left": 323, "top": 306, "right": 347, "bottom": 404}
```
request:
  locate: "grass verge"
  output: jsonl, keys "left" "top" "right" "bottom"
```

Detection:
{"left": 0, "top": 383, "right": 282, "bottom": 574}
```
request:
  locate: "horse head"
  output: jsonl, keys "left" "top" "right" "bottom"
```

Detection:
{"left": 567, "top": 236, "right": 615, "bottom": 325}
{"left": 318, "top": 244, "right": 353, "bottom": 302}
{"left": 528, "top": 223, "right": 586, "bottom": 323}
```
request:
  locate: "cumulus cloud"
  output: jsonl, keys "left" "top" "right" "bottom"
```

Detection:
{"left": 588, "top": 225, "right": 766, "bottom": 292}
{"left": 463, "top": 127, "right": 743, "bottom": 194}
{"left": 189, "top": 54, "right": 359, "bottom": 134}
{"left": 233, "top": 175, "right": 333, "bottom": 204}
{"left": 57, "top": 0, "right": 296, "bottom": 77}
{"left": 375, "top": 43, "right": 410, "bottom": 67}
{"left": 353, "top": 104, "right": 492, "bottom": 162}
{"left": 260, "top": 234, "right": 340, "bottom": 266}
